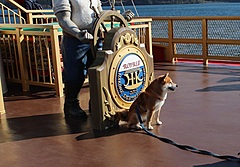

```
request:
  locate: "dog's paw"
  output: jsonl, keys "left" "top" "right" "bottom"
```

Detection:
{"left": 147, "top": 125, "right": 154, "bottom": 130}
{"left": 136, "top": 124, "right": 143, "bottom": 129}
{"left": 127, "top": 124, "right": 143, "bottom": 130}
{"left": 156, "top": 120, "right": 163, "bottom": 125}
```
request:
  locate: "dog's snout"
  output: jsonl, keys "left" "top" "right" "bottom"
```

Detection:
{"left": 176, "top": 84, "right": 178, "bottom": 87}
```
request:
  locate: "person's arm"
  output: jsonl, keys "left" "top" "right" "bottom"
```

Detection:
{"left": 97, "top": 0, "right": 103, "bottom": 14}
{"left": 55, "top": 11, "right": 93, "bottom": 41}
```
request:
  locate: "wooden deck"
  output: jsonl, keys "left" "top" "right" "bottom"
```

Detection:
{"left": 1, "top": 62, "right": 240, "bottom": 167}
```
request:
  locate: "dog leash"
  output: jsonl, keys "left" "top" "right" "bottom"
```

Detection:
{"left": 135, "top": 105, "right": 240, "bottom": 162}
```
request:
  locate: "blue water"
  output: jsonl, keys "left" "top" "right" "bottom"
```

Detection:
{"left": 105, "top": 3, "right": 240, "bottom": 58}
{"left": 2, "top": 3, "right": 240, "bottom": 23}
{"left": 103, "top": 3, "right": 240, "bottom": 16}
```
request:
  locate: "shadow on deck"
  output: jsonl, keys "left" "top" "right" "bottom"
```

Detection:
{"left": 1, "top": 62, "right": 240, "bottom": 167}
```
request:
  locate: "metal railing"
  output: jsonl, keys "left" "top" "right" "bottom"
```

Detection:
{"left": 6, "top": 0, "right": 57, "bottom": 24}
{"left": 129, "top": 17, "right": 152, "bottom": 55}
{"left": 150, "top": 16, "right": 240, "bottom": 64}
{"left": 0, "top": 2, "right": 25, "bottom": 24}
{"left": 0, "top": 24, "right": 64, "bottom": 97}
{"left": 0, "top": 17, "right": 152, "bottom": 97}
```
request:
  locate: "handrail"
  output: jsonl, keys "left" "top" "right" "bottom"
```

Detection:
{"left": 0, "top": 23, "right": 61, "bottom": 29}
{"left": 7, "top": 0, "right": 55, "bottom": 24}
{"left": 0, "top": 23, "right": 63, "bottom": 97}
{"left": 7, "top": 0, "right": 27, "bottom": 12}
{"left": 7, "top": 0, "right": 54, "bottom": 13}
{"left": 0, "top": 2, "right": 25, "bottom": 24}
{"left": 150, "top": 16, "right": 240, "bottom": 64}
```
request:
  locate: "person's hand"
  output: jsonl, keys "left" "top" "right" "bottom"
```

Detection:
{"left": 78, "top": 30, "right": 93, "bottom": 43}
{"left": 122, "top": 10, "right": 135, "bottom": 22}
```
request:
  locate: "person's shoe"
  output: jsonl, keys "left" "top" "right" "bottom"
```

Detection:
{"left": 64, "top": 82, "right": 87, "bottom": 120}
{"left": 64, "top": 101, "right": 87, "bottom": 120}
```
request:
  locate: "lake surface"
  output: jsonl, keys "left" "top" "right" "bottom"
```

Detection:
{"left": 103, "top": 3, "right": 240, "bottom": 17}
{"left": 104, "top": 3, "right": 240, "bottom": 58}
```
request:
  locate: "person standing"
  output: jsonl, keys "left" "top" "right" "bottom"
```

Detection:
{"left": 52, "top": 0, "right": 134, "bottom": 120}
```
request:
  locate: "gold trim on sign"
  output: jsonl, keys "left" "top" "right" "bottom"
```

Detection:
{"left": 116, "top": 32, "right": 139, "bottom": 51}
{"left": 109, "top": 45, "right": 148, "bottom": 109}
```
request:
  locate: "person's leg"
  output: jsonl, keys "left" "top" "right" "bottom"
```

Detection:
{"left": 61, "top": 35, "right": 91, "bottom": 119}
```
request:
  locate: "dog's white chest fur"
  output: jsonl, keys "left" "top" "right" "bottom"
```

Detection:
{"left": 154, "top": 93, "right": 167, "bottom": 110}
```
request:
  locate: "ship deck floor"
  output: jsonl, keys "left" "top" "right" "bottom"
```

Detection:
{"left": 1, "top": 62, "right": 240, "bottom": 167}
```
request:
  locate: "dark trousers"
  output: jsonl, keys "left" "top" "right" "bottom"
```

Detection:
{"left": 61, "top": 35, "right": 93, "bottom": 86}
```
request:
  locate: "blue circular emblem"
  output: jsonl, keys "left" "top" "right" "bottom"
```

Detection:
{"left": 116, "top": 53, "right": 146, "bottom": 102}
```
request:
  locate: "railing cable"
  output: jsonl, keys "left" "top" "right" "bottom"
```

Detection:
{"left": 120, "top": 0, "right": 126, "bottom": 12}
{"left": 131, "top": 0, "right": 139, "bottom": 16}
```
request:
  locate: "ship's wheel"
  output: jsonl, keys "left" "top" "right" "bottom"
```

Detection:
{"left": 91, "top": 10, "right": 128, "bottom": 58}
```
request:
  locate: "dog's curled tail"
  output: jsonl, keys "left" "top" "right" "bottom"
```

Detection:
{"left": 115, "top": 109, "right": 129, "bottom": 122}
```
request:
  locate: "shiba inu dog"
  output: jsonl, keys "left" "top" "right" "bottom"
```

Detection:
{"left": 117, "top": 73, "right": 178, "bottom": 130}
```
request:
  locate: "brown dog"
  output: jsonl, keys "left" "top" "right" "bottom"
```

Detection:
{"left": 117, "top": 73, "right": 178, "bottom": 130}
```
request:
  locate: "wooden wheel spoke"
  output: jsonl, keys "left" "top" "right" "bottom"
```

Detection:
{"left": 91, "top": 10, "right": 128, "bottom": 58}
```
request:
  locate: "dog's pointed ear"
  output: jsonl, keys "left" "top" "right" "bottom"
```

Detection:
{"left": 163, "top": 73, "right": 169, "bottom": 79}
